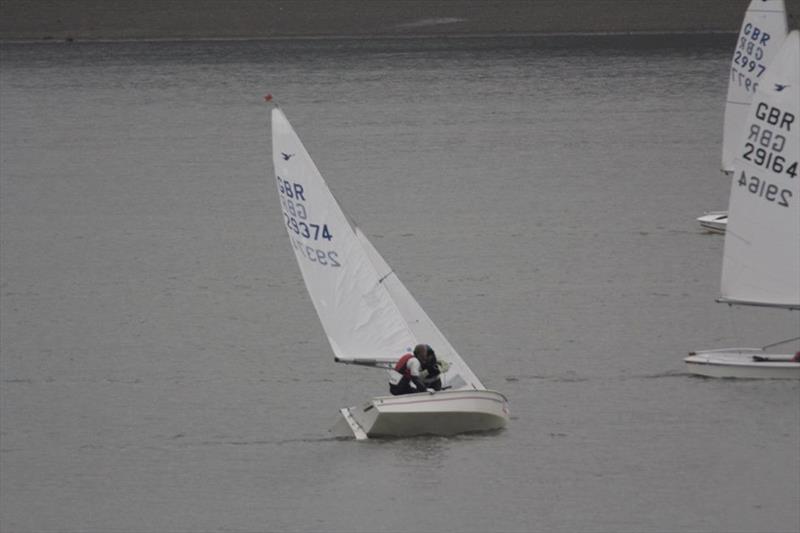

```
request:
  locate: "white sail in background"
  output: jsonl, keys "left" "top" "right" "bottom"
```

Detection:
{"left": 720, "top": 30, "right": 799, "bottom": 309}
{"left": 272, "top": 108, "right": 416, "bottom": 361}
{"left": 355, "top": 228, "right": 484, "bottom": 390}
{"left": 721, "top": 0, "right": 787, "bottom": 172}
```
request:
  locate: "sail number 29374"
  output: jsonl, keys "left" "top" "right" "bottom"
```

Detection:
{"left": 737, "top": 171, "right": 792, "bottom": 207}
{"left": 277, "top": 176, "right": 333, "bottom": 242}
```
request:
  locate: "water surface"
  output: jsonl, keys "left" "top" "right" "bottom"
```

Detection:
{"left": 1, "top": 36, "right": 798, "bottom": 532}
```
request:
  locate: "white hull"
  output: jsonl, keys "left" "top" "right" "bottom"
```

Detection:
{"left": 331, "top": 389, "right": 509, "bottom": 439}
{"left": 697, "top": 211, "right": 727, "bottom": 234}
{"left": 685, "top": 348, "right": 800, "bottom": 379}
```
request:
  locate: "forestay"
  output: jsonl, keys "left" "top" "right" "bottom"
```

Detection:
{"left": 271, "top": 107, "right": 484, "bottom": 389}
{"left": 720, "top": 30, "right": 799, "bottom": 309}
{"left": 721, "top": 0, "right": 787, "bottom": 172}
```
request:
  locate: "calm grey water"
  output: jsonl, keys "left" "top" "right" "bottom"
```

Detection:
{"left": 1, "top": 36, "right": 798, "bottom": 533}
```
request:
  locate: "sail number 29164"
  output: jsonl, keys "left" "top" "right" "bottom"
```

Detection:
{"left": 742, "top": 143, "right": 799, "bottom": 177}
{"left": 737, "top": 171, "right": 792, "bottom": 207}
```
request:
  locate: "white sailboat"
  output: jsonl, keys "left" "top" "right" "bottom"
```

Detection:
{"left": 270, "top": 104, "right": 510, "bottom": 438}
{"left": 695, "top": 210, "right": 729, "bottom": 234}
{"left": 697, "top": 0, "right": 788, "bottom": 234}
{"left": 687, "top": 31, "right": 800, "bottom": 379}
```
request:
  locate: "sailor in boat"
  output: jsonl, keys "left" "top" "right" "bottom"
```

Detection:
{"left": 420, "top": 345, "right": 443, "bottom": 391}
{"left": 389, "top": 344, "right": 431, "bottom": 395}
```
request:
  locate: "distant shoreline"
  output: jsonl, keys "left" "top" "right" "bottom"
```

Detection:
{"left": 2, "top": 0, "right": 797, "bottom": 42}
{"left": 0, "top": 30, "right": 743, "bottom": 46}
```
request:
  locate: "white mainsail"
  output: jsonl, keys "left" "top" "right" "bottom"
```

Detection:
{"left": 721, "top": 0, "right": 788, "bottom": 172}
{"left": 272, "top": 108, "right": 415, "bottom": 361}
{"left": 720, "top": 30, "right": 799, "bottom": 309}
{"left": 272, "top": 107, "right": 484, "bottom": 389}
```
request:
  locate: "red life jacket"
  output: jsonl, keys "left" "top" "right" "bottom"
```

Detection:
{"left": 394, "top": 353, "right": 415, "bottom": 378}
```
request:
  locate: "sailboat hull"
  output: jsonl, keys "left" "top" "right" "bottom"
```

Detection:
{"left": 332, "top": 389, "right": 509, "bottom": 439}
{"left": 696, "top": 211, "right": 727, "bottom": 234}
{"left": 685, "top": 349, "right": 800, "bottom": 379}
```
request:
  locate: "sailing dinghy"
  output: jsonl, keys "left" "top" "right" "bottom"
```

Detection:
{"left": 697, "top": 0, "right": 788, "bottom": 234}
{"left": 686, "top": 31, "right": 800, "bottom": 379}
{"left": 696, "top": 210, "right": 729, "bottom": 234}
{"left": 270, "top": 104, "right": 509, "bottom": 438}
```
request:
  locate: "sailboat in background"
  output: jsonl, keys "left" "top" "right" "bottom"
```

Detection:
{"left": 697, "top": 0, "right": 788, "bottom": 234}
{"left": 686, "top": 31, "right": 800, "bottom": 379}
{"left": 270, "top": 104, "right": 509, "bottom": 438}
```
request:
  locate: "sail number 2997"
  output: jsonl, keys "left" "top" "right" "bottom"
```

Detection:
{"left": 737, "top": 171, "right": 792, "bottom": 207}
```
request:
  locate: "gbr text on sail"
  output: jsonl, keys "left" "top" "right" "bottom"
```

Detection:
{"left": 738, "top": 101, "right": 797, "bottom": 207}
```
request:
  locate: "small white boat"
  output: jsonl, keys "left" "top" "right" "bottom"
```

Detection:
{"left": 697, "top": 0, "right": 788, "bottom": 234}
{"left": 687, "top": 31, "right": 800, "bottom": 379}
{"left": 686, "top": 349, "right": 800, "bottom": 379}
{"left": 696, "top": 210, "right": 728, "bottom": 233}
{"left": 270, "top": 103, "right": 509, "bottom": 439}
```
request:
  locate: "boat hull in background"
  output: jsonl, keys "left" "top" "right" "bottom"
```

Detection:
{"left": 332, "top": 389, "right": 510, "bottom": 439}
{"left": 685, "top": 348, "right": 800, "bottom": 379}
{"left": 696, "top": 211, "right": 727, "bottom": 234}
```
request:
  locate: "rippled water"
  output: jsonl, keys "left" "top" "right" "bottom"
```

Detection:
{"left": 1, "top": 36, "right": 798, "bottom": 532}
